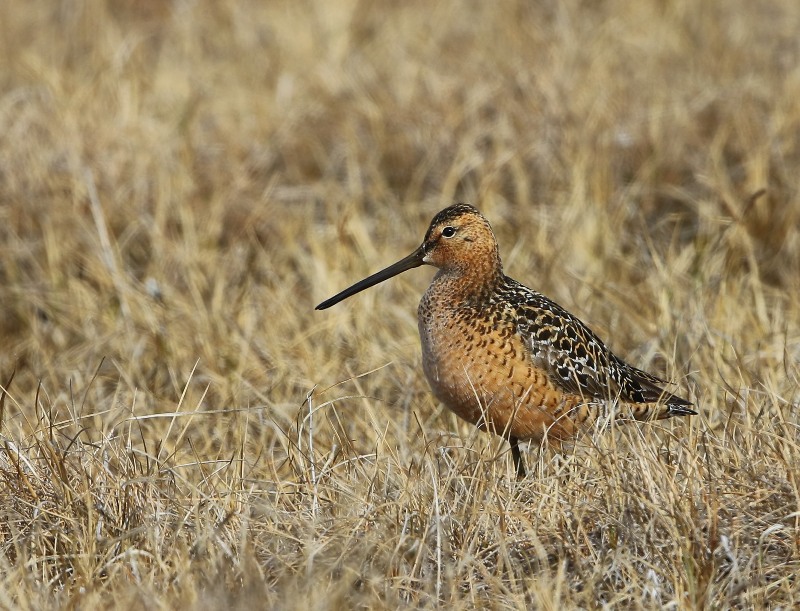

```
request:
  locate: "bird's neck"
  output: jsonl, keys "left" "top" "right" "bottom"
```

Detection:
{"left": 428, "top": 262, "right": 504, "bottom": 306}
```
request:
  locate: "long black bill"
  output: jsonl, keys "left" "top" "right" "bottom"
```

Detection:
{"left": 315, "top": 245, "right": 425, "bottom": 310}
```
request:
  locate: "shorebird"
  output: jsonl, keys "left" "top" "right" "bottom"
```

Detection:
{"left": 316, "top": 204, "right": 695, "bottom": 477}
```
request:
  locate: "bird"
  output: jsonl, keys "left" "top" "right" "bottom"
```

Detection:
{"left": 316, "top": 204, "right": 695, "bottom": 478}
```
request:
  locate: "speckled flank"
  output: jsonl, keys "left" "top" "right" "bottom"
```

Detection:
{"left": 318, "top": 203, "right": 695, "bottom": 477}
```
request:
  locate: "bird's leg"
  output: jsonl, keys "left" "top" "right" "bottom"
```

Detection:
{"left": 510, "top": 437, "right": 526, "bottom": 479}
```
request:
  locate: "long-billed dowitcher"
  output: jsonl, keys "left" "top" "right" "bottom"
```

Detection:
{"left": 316, "top": 204, "right": 695, "bottom": 477}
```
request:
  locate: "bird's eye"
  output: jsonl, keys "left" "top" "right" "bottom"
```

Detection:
{"left": 441, "top": 226, "right": 456, "bottom": 238}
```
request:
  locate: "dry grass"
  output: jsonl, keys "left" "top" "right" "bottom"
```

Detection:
{"left": 0, "top": 0, "right": 799, "bottom": 608}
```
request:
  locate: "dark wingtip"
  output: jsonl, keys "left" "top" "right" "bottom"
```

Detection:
{"left": 668, "top": 404, "right": 697, "bottom": 417}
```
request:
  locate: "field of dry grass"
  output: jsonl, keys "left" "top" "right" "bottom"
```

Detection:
{"left": 1, "top": 0, "right": 799, "bottom": 608}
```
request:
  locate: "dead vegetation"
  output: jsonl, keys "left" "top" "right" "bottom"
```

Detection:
{"left": 0, "top": 0, "right": 798, "bottom": 608}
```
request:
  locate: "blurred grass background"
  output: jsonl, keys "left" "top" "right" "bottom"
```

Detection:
{"left": 0, "top": 0, "right": 798, "bottom": 608}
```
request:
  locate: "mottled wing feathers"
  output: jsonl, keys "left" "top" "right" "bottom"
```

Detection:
{"left": 501, "top": 279, "right": 691, "bottom": 409}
